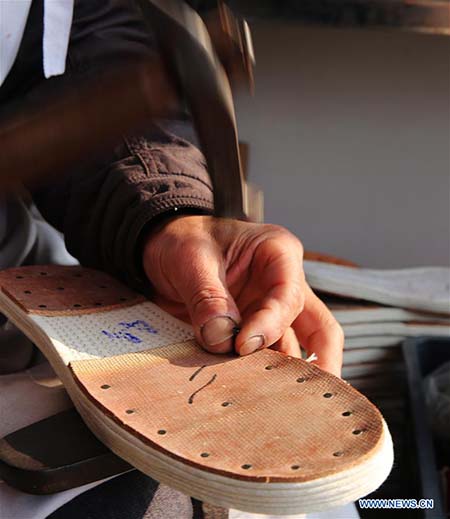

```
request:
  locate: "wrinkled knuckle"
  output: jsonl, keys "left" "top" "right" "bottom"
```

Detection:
{"left": 263, "top": 223, "right": 285, "bottom": 235}
{"left": 285, "top": 232, "right": 303, "bottom": 256}
{"left": 273, "top": 226, "right": 303, "bottom": 255}
{"left": 189, "top": 287, "right": 228, "bottom": 314}
{"left": 257, "top": 224, "right": 289, "bottom": 245}
{"left": 260, "top": 224, "right": 303, "bottom": 254}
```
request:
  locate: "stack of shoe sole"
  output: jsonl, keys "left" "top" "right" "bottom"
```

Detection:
{"left": 304, "top": 260, "right": 450, "bottom": 384}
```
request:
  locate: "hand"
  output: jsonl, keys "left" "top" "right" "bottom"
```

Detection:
{"left": 143, "top": 215, "right": 343, "bottom": 376}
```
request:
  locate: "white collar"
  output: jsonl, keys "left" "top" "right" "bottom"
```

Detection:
{"left": 0, "top": 0, "right": 74, "bottom": 86}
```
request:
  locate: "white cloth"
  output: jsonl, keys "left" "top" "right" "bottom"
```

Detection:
{"left": 42, "top": 0, "right": 73, "bottom": 79}
{"left": 0, "top": 198, "right": 77, "bottom": 270}
{"left": 0, "top": 363, "right": 71, "bottom": 438}
{"left": 0, "top": 477, "right": 115, "bottom": 519}
{"left": 0, "top": 0, "right": 32, "bottom": 86}
{"left": 0, "top": 363, "right": 110, "bottom": 519}
{"left": 0, "top": 0, "right": 74, "bottom": 87}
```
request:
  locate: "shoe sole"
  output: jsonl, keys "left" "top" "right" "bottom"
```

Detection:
{"left": 0, "top": 265, "right": 393, "bottom": 514}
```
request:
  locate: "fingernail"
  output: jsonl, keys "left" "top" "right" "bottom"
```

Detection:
{"left": 240, "top": 334, "right": 265, "bottom": 356}
{"left": 201, "top": 316, "right": 238, "bottom": 347}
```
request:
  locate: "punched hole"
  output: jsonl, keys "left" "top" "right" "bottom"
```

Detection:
{"left": 200, "top": 452, "right": 210, "bottom": 458}
{"left": 73, "top": 304, "right": 82, "bottom": 308}
{"left": 333, "top": 451, "right": 344, "bottom": 457}
{"left": 99, "top": 285, "right": 107, "bottom": 289}
{"left": 56, "top": 287, "right": 65, "bottom": 291}
{"left": 157, "top": 429, "right": 167, "bottom": 435}
{"left": 125, "top": 409, "right": 135, "bottom": 415}
{"left": 352, "top": 429, "right": 363, "bottom": 435}
{"left": 241, "top": 464, "right": 252, "bottom": 470}
{"left": 265, "top": 366, "right": 274, "bottom": 371}
{"left": 94, "top": 302, "right": 103, "bottom": 306}
{"left": 221, "top": 402, "right": 231, "bottom": 407}
{"left": 323, "top": 392, "right": 333, "bottom": 398}
{"left": 342, "top": 411, "right": 353, "bottom": 417}
{"left": 16, "top": 275, "right": 24, "bottom": 279}
{"left": 40, "top": 272, "right": 47, "bottom": 276}
{"left": 120, "top": 297, "right": 127, "bottom": 302}
{"left": 24, "top": 290, "right": 31, "bottom": 294}
{"left": 296, "top": 377, "right": 306, "bottom": 383}
{"left": 38, "top": 304, "right": 47, "bottom": 308}
{"left": 101, "top": 384, "right": 110, "bottom": 389}
{"left": 291, "top": 465, "right": 300, "bottom": 470}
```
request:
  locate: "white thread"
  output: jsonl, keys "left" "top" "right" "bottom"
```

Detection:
{"left": 305, "top": 353, "right": 318, "bottom": 363}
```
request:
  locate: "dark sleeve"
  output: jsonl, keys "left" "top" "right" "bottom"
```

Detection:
{"left": 31, "top": 122, "right": 214, "bottom": 291}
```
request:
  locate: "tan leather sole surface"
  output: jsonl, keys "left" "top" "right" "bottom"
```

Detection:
{"left": 0, "top": 266, "right": 394, "bottom": 514}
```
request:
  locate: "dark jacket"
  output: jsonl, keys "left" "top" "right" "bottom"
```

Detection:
{"left": 1, "top": 0, "right": 214, "bottom": 291}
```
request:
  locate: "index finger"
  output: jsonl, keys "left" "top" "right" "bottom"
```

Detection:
{"left": 235, "top": 235, "right": 305, "bottom": 356}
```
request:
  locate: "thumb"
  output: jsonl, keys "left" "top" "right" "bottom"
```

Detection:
{"left": 176, "top": 243, "right": 241, "bottom": 354}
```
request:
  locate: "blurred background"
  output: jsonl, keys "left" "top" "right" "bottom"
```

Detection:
{"left": 194, "top": 0, "right": 450, "bottom": 268}
{"left": 235, "top": 24, "right": 449, "bottom": 268}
